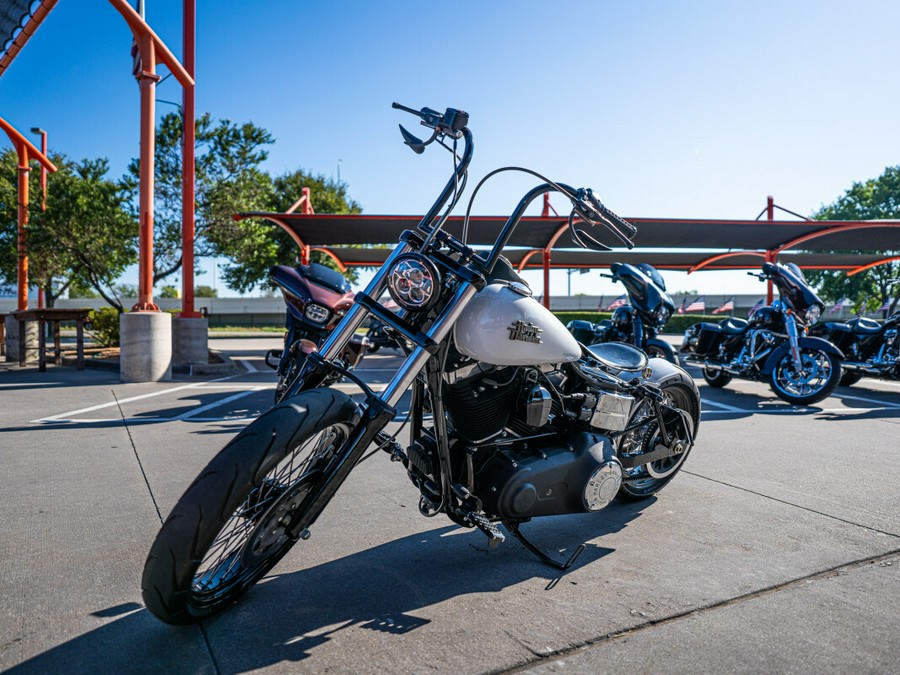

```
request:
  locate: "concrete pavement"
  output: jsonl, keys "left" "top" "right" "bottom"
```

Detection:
{"left": 0, "top": 337, "right": 898, "bottom": 674}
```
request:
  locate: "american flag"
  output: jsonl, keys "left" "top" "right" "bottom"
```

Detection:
{"left": 828, "top": 297, "right": 848, "bottom": 314}
{"left": 606, "top": 295, "right": 628, "bottom": 311}
{"left": 877, "top": 299, "right": 892, "bottom": 312}
{"left": 748, "top": 298, "right": 765, "bottom": 317}
{"left": 683, "top": 296, "right": 705, "bottom": 313}
{"left": 677, "top": 298, "right": 687, "bottom": 314}
{"left": 712, "top": 297, "right": 734, "bottom": 314}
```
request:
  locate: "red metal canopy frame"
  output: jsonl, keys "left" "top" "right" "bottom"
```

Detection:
{"left": 235, "top": 203, "right": 900, "bottom": 309}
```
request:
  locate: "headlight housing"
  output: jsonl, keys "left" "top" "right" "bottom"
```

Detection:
{"left": 804, "top": 304, "right": 822, "bottom": 325}
{"left": 304, "top": 302, "right": 331, "bottom": 324}
{"left": 654, "top": 305, "right": 672, "bottom": 327}
{"left": 386, "top": 254, "right": 441, "bottom": 311}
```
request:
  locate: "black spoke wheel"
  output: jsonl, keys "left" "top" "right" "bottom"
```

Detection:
{"left": 142, "top": 389, "right": 358, "bottom": 624}
{"left": 617, "top": 383, "right": 698, "bottom": 500}
{"left": 769, "top": 348, "right": 842, "bottom": 405}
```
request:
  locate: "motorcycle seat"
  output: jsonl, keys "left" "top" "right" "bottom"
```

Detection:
{"left": 720, "top": 317, "right": 749, "bottom": 335}
{"left": 848, "top": 317, "right": 882, "bottom": 335}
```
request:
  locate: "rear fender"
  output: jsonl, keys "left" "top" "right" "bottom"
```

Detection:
{"left": 647, "top": 357, "right": 701, "bottom": 439}
{"left": 760, "top": 336, "right": 844, "bottom": 376}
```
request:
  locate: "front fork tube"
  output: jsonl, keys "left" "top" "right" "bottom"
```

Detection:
{"left": 785, "top": 314, "right": 803, "bottom": 369}
{"left": 290, "top": 279, "right": 480, "bottom": 532}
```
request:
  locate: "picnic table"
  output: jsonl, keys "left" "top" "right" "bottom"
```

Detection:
{"left": 11, "top": 308, "right": 92, "bottom": 371}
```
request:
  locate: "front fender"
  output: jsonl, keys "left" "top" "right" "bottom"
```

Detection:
{"left": 647, "top": 357, "right": 701, "bottom": 439}
{"left": 644, "top": 337, "right": 678, "bottom": 364}
{"left": 760, "top": 336, "right": 844, "bottom": 376}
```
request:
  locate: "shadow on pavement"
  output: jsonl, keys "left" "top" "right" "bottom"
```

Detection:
{"left": 7, "top": 501, "right": 649, "bottom": 674}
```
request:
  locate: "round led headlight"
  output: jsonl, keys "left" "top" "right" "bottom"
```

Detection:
{"left": 804, "top": 304, "right": 822, "bottom": 325}
{"left": 386, "top": 254, "right": 441, "bottom": 311}
{"left": 304, "top": 302, "right": 331, "bottom": 324}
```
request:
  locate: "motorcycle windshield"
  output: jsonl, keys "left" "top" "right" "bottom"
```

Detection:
{"left": 610, "top": 262, "right": 675, "bottom": 315}
{"left": 763, "top": 262, "right": 823, "bottom": 313}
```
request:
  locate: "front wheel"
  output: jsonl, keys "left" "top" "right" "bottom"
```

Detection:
{"left": 142, "top": 389, "right": 359, "bottom": 624}
{"left": 769, "top": 348, "right": 842, "bottom": 405}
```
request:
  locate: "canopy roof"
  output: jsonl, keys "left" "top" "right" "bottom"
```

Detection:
{"left": 0, "top": 0, "right": 56, "bottom": 77}
{"left": 235, "top": 212, "right": 900, "bottom": 274}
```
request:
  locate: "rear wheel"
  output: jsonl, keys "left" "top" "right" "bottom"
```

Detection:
{"left": 702, "top": 366, "right": 732, "bottom": 388}
{"left": 142, "top": 389, "right": 358, "bottom": 624}
{"left": 617, "top": 383, "right": 698, "bottom": 500}
{"left": 769, "top": 348, "right": 842, "bottom": 405}
{"left": 839, "top": 370, "right": 863, "bottom": 387}
{"left": 645, "top": 343, "right": 678, "bottom": 364}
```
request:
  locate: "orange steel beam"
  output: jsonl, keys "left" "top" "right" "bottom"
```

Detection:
{"left": 179, "top": 0, "right": 200, "bottom": 317}
{"left": 0, "top": 0, "right": 59, "bottom": 77}
{"left": 847, "top": 255, "right": 900, "bottom": 277}
{"left": 310, "top": 247, "right": 347, "bottom": 273}
{"left": 516, "top": 250, "right": 542, "bottom": 272}
{"left": 688, "top": 250, "right": 766, "bottom": 274}
{"left": 233, "top": 213, "right": 309, "bottom": 253}
{"left": 0, "top": 117, "right": 57, "bottom": 311}
{"left": 107, "top": 0, "right": 193, "bottom": 311}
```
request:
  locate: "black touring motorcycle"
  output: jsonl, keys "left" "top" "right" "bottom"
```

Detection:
{"left": 681, "top": 261, "right": 843, "bottom": 405}
{"left": 142, "top": 103, "right": 700, "bottom": 624}
{"left": 567, "top": 262, "right": 678, "bottom": 363}
{"left": 809, "top": 283, "right": 900, "bottom": 387}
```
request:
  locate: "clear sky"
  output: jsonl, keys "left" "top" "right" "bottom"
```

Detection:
{"left": 2, "top": 0, "right": 899, "bottom": 298}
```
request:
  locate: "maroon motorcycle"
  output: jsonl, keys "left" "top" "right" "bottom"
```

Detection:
{"left": 267, "top": 262, "right": 367, "bottom": 402}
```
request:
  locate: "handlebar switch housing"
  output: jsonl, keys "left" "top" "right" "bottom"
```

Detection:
{"left": 443, "top": 108, "right": 469, "bottom": 135}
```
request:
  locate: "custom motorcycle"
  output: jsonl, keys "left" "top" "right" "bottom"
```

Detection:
{"left": 681, "top": 261, "right": 843, "bottom": 405}
{"left": 809, "top": 285, "right": 900, "bottom": 386}
{"left": 142, "top": 103, "right": 701, "bottom": 624}
{"left": 266, "top": 261, "right": 367, "bottom": 402}
{"left": 567, "top": 262, "right": 677, "bottom": 363}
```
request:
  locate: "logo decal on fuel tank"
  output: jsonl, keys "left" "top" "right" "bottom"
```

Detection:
{"left": 508, "top": 320, "right": 543, "bottom": 344}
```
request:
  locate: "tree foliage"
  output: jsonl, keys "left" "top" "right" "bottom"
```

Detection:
{"left": 122, "top": 112, "right": 275, "bottom": 287}
{"left": 806, "top": 166, "right": 900, "bottom": 316}
{"left": 212, "top": 168, "right": 362, "bottom": 292}
{"left": 0, "top": 149, "right": 136, "bottom": 309}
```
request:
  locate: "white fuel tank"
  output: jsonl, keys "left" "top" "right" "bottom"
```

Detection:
{"left": 453, "top": 283, "right": 581, "bottom": 366}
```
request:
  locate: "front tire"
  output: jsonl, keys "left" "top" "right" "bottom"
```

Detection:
{"left": 769, "top": 348, "right": 842, "bottom": 405}
{"left": 142, "top": 389, "right": 358, "bottom": 624}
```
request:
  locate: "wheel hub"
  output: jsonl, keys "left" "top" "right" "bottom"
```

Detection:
{"left": 241, "top": 473, "right": 318, "bottom": 567}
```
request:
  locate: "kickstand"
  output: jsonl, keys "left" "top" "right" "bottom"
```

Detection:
{"left": 503, "top": 521, "right": 585, "bottom": 571}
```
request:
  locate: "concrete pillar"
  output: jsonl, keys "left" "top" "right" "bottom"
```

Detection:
{"left": 5, "top": 315, "right": 38, "bottom": 364}
{"left": 120, "top": 311, "right": 172, "bottom": 382}
{"left": 172, "top": 316, "right": 208, "bottom": 367}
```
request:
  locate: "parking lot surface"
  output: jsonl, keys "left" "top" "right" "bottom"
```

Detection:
{"left": 1, "top": 336, "right": 898, "bottom": 674}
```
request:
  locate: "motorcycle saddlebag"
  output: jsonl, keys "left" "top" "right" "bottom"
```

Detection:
{"left": 682, "top": 322, "right": 723, "bottom": 355}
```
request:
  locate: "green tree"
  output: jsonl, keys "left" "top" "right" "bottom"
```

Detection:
{"left": 212, "top": 168, "right": 363, "bottom": 292}
{"left": 1, "top": 150, "right": 137, "bottom": 309}
{"left": 122, "top": 112, "right": 275, "bottom": 288}
{"left": 195, "top": 284, "right": 217, "bottom": 297}
{"left": 159, "top": 285, "right": 179, "bottom": 298}
{"left": 806, "top": 166, "right": 900, "bottom": 316}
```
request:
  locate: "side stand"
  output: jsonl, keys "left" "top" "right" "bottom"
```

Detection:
{"left": 504, "top": 520, "right": 585, "bottom": 571}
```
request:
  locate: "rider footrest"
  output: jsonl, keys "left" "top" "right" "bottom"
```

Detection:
{"left": 467, "top": 511, "right": 506, "bottom": 548}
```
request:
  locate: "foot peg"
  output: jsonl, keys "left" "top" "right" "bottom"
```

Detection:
{"left": 467, "top": 511, "right": 506, "bottom": 548}
{"left": 504, "top": 520, "right": 585, "bottom": 570}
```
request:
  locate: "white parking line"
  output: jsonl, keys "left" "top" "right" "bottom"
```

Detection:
{"left": 699, "top": 398, "right": 746, "bottom": 413}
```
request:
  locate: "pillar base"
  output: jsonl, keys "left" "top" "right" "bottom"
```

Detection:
{"left": 5, "top": 315, "right": 38, "bottom": 364}
{"left": 120, "top": 311, "right": 172, "bottom": 382}
{"left": 172, "top": 316, "right": 209, "bottom": 367}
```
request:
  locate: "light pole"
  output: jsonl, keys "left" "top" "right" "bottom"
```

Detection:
{"left": 30, "top": 127, "right": 48, "bottom": 308}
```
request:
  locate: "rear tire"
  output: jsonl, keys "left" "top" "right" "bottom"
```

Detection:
{"left": 702, "top": 367, "right": 732, "bottom": 388}
{"left": 141, "top": 389, "right": 358, "bottom": 624}
{"left": 839, "top": 370, "right": 863, "bottom": 387}
{"left": 617, "top": 383, "right": 698, "bottom": 500}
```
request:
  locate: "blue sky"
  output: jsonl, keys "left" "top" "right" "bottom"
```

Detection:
{"left": 2, "top": 0, "right": 899, "bottom": 298}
